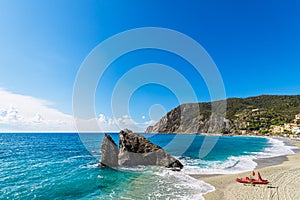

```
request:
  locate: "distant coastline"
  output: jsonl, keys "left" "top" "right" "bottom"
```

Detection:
{"left": 146, "top": 94, "right": 300, "bottom": 138}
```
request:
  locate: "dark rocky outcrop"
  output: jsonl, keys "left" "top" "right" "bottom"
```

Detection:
{"left": 118, "top": 129, "right": 183, "bottom": 169}
{"left": 100, "top": 134, "right": 119, "bottom": 167}
{"left": 99, "top": 129, "right": 183, "bottom": 170}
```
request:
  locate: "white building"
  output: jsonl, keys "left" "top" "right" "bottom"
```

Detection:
{"left": 292, "top": 126, "right": 300, "bottom": 134}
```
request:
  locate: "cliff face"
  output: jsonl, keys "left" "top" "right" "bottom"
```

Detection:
{"left": 146, "top": 103, "right": 231, "bottom": 134}
{"left": 146, "top": 95, "right": 300, "bottom": 134}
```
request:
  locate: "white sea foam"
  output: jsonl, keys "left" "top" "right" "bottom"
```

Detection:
{"left": 182, "top": 137, "right": 297, "bottom": 175}
{"left": 181, "top": 155, "right": 257, "bottom": 175}
{"left": 256, "top": 137, "right": 296, "bottom": 158}
{"left": 150, "top": 168, "right": 215, "bottom": 200}
{"left": 62, "top": 155, "right": 93, "bottom": 164}
{"left": 79, "top": 163, "right": 101, "bottom": 169}
{"left": 116, "top": 166, "right": 214, "bottom": 200}
{"left": 117, "top": 165, "right": 147, "bottom": 172}
{"left": 68, "top": 155, "right": 93, "bottom": 159}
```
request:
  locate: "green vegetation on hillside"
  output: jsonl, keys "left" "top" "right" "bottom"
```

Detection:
{"left": 146, "top": 95, "right": 300, "bottom": 134}
{"left": 224, "top": 95, "right": 300, "bottom": 133}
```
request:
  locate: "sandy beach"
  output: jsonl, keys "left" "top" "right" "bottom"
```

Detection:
{"left": 194, "top": 139, "right": 300, "bottom": 200}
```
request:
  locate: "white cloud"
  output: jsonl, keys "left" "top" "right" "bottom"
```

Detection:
{"left": 144, "top": 119, "right": 156, "bottom": 125}
{"left": 0, "top": 88, "right": 75, "bottom": 132}
{"left": 0, "top": 88, "right": 157, "bottom": 133}
{"left": 98, "top": 114, "right": 106, "bottom": 123}
{"left": 93, "top": 114, "right": 156, "bottom": 132}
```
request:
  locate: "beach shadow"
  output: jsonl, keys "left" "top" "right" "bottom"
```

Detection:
{"left": 267, "top": 186, "right": 278, "bottom": 189}
{"left": 267, "top": 185, "right": 279, "bottom": 200}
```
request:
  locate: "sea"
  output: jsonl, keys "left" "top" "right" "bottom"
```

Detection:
{"left": 0, "top": 133, "right": 296, "bottom": 200}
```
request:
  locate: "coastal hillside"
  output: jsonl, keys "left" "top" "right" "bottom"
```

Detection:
{"left": 145, "top": 95, "right": 300, "bottom": 134}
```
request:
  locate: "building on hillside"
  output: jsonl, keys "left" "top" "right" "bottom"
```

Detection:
{"left": 295, "top": 114, "right": 300, "bottom": 124}
{"left": 283, "top": 123, "right": 293, "bottom": 132}
{"left": 270, "top": 125, "right": 284, "bottom": 134}
{"left": 292, "top": 126, "right": 300, "bottom": 134}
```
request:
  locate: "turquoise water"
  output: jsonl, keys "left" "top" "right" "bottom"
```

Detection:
{"left": 0, "top": 133, "right": 295, "bottom": 199}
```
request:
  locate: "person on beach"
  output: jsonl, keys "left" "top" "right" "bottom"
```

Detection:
{"left": 249, "top": 171, "right": 255, "bottom": 181}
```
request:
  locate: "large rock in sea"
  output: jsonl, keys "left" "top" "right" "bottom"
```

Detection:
{"left": 118, "top": 129, "right": 183, "bottom": 169}
{"left": 100, "top": 134, "right": 119, "bottom": 167}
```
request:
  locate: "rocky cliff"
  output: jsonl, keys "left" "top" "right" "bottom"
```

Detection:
{"left": 146, "top": 103, "right": 230, "bottom": 133}
{"left": 146, "top": 95, "right": 300, "bottom": 134}
{"left": 100, "top": 129, "right": 183, "bottom": 169}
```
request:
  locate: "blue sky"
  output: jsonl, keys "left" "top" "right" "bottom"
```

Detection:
{"left": 0, "top": 0, "right": 299, "bottom": 132}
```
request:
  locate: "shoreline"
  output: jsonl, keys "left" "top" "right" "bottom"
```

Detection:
{"left": 197, "top": 138, "right": 300, "bottom": 200}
